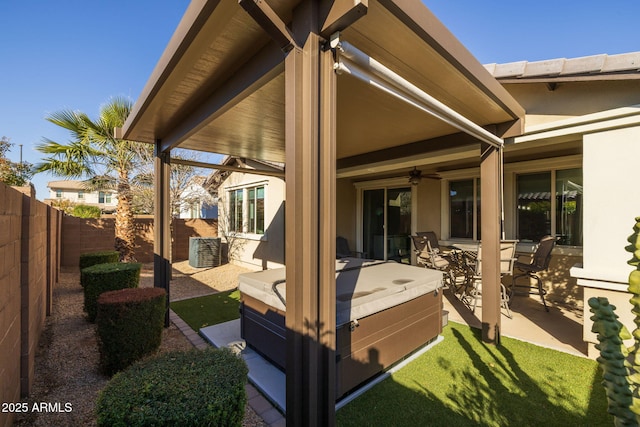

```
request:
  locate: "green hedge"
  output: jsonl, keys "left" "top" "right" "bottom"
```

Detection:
{"left": 82, "top": 262, "right": 141, "bottom": 322}
{"left": 96, "top": 348, "right": 248, "bottom": 427}
{"left": 72, "top": 204, "right": 102, "bottom": 218}
{"left": 96, "top": 287, "right": 166, "bottom": 376}
{"left": 79, "top": 250, "right": 120, "bottom": 272}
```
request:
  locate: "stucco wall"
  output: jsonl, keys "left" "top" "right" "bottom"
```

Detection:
{"left": 61, "top": 217, "right": 218, "bottom": 266}
{"left": 415, "top": 178, "right": 441, "bottom": 235}
{"left": 513, "top": 251, "right": 583, "bottom": 308}
{"left": 575, "top": 125, "right": 640, "bottom": 357}
{"left": 218, "top": 173, "right": 286, "bottom": 270}
{"left": 503, "top": 80, "right": 640, "bottom": 129}
{"left": 336, "top": 178, "right": 357, "bottom": 247}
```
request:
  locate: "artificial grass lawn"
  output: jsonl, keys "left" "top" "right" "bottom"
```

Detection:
{"left": 170, "top": 290, "right": 240, "bottom": 331}
{"left": 171, "top": 294, "right": 612, "bottom": 426}
{"left": 337, "top": 321, "right": 612, "bottom": 427}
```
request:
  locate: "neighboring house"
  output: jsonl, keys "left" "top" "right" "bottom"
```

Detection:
{"left": 206, "top": 156, "right": 285, "bottom": 270}
{"left": 177, "top": 176, "right": 218, "bottom": 219}
{"left": 46, "top": 180, "right": 117, "bottom": 213}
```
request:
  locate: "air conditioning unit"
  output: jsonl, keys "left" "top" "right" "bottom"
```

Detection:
{"left": 188, "top": 237, "right": 222, "bottom": 268}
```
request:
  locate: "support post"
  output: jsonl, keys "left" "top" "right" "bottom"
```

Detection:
{"left": 480, "top": 142, "right": 501, "bottom": 344}
{"left": 318, "top": 44, "right": 337, "bottom": 424}
{"left": 284, "top": 28, "right": 337, "bottom": 427}
{"left": 154, "top": 141, "right": 171, "bottom": 327}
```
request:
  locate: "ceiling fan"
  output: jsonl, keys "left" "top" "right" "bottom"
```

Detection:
{"left": 408, "top": 167, "right": 441, "bottom": 185}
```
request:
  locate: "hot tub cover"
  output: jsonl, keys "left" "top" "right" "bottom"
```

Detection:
{"left": 238, "top": 258, "right": 444, "bottom": 327}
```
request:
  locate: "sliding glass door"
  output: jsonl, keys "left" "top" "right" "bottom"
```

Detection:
{"left": 362, "top": 187, "right": 412, "bottom": 262}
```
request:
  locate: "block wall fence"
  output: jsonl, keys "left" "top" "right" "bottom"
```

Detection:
{"left": 0, "top": 182, "right": 216, "bottom": 427}
{"left": 0, "top": 184, "right": 61, "bottom": 427}
{"left": 60, "top": 216, "right": 218, "bottom": 266}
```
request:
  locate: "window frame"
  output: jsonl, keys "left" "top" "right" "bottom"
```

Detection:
{"left": 448, "top": 177, "right": 481, "bottom": 241}
{"left": 225, "top": 181, "right": 268, "bottom": 239}
{"left": 439, "top": 155, "right": 582, "bottom": 248}
{"left": 506, "top": 155, "right": 582, "bottom": 248}
{"left": 98, "top": 191, "right": 112, "bottom": 204}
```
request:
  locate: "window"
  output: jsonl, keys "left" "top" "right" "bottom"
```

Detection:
{"left": 248, "top": 186, "right": 265, "bottom": 234}
{"left": 555, "top": 169, "right": 583, "bottom": 246}
{"left": 449, "top": 179, "right": 480, "bottom": 239}
{"left": 228, "top": 185, "right": 265, "bottom": 235}
{"left": 516, "top": 168, "right": 582, "bottom": 245}
{"left": 517, "top": 172, "right": 550, "bottom": 242}
{"left": 77, "top": 190, "right": 84, "bottom": 199}
{"left": 98, "top": 192, "right": 111, "bottom": 204}
{"left": 229, "top": 189, "right": 243, "bottom": 233}
{"left": 189, "top": 202, "right": 200, "bottom": 219}
{"left": 56, "top": 189, "right": 62, "bottom": 198}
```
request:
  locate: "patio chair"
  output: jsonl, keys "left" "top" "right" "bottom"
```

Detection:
{"left": 415, "top": 231, "right": 442, "bottom": 252}
{"left": 411, "top": 234, "right": 452, "bottom": 288}
{"left": 446, "top": 248, "right": 476, "bottom": 298}
{"left": 336, "top": 236, "right": 366, "bottom": 259}
{"left": 412, "top": 233, "right": 471, "bottom": 292}
{"left": 468, "top": 242, "right": 515, "bottom": 318}
{"left": 411, "top": 235, "right": 447, "bottom": 268}
{"left": 512, "top": 235, "right": 556, "bottom": 312}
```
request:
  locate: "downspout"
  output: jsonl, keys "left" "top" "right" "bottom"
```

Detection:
{"left": 500, "top": 146, "right": 505, "bottom": 240}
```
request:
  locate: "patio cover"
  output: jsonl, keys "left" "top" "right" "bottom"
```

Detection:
{"left": 121, "top": 0, "right": 524, "bottom": 425}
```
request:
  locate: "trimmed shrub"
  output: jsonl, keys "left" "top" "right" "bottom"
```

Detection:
{"left": 82, "top": 262, "right": 141, "bottom": 322}
{"left": 96, "top": 348, "right": 248, "bottom": 427}
{"left": 72, "top": 204, "right": 102, "bottom": 218}
{"left": 96, "top": 287, "right": 166, "bottom": 375}
{"left": 79, "top": 250, "right": 120, "bottom": 271}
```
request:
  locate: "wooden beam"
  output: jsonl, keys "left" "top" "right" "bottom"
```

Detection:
{"left": 320, "top": 0, "right": 368, "bottom": 38}
{"left": 480, "top": 142, "right": 501, "bottom": 344}
{"left": 159, "top": 41, "right": 285, "bottom": 153}
{"left": 239, "top": 0, "right": 296, "bottom": 52}
{"left": 154, "top": 142, "right": 172, "bottom": 327}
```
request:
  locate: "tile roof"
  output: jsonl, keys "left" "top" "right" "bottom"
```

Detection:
{"left": 485, "top": 52, "right": 640, "bottom": 80}
{"left": 47, "top": 180, "right": 88, "bottom": 190}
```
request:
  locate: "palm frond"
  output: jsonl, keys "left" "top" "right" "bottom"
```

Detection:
{"left": 35, "top": 138, "right": 103, "bottom": 178}
{"left": 34, "top": 158, "right": 92, "bottom": 177}
{"left": 90, "top": 97, "right": 134, "bottom": 147}
{"left": 45, "top": 110, "right": 93, "bottom": 142}
{"left": 100, "top": 96, "right": 133, "bottom": 127}
{"left": 83, "top": 175, "right": 117, "bottom": 191}
{"left": 36, "top": 139, "right": 73, "bottom": 155}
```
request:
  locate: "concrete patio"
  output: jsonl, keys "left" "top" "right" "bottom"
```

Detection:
{"left": 443, "top": 289, "right": 588, "bottom": 357}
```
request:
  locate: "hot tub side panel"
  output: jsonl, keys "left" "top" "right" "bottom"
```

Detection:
{"left": 335, "top": 289, "right": 442, "bottom": 396}
{"left": 240, "top": 289, "right": 442, "bottom": 398}
{"left": 240, "top": 295, "right": 286, "bottom": 370}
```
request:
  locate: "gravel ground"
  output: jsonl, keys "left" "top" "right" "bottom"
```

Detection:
{"left": 13, "top": 261, "right": 265, "bottom": 427}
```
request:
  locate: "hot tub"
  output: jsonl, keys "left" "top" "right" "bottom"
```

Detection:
{"left": 238, "top": 258, "right": 444, "bottom": 398}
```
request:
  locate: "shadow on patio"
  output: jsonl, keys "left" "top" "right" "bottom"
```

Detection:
{"left": 443, "top": 290, "right": 588, "bottom": 357}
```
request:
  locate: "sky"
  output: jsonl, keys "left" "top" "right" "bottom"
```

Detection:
{"left": 1, "top": 0, "right": 639, "bottom": 200}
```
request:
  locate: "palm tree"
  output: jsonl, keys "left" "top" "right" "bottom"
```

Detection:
{"left": 36, "top": 97, "right": 150, "bottom": 262}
